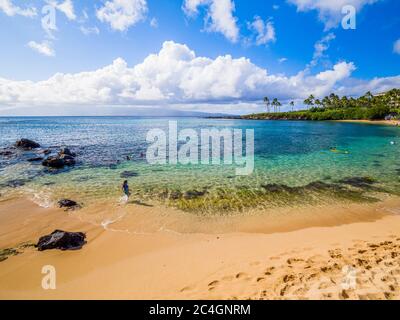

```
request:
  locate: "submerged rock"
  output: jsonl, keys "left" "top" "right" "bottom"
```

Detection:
{"left": 59, "top": 154, "right": 76, "bottom": 166}
{"left": 339, "top": 177, "right": 376, "bottom": 188}
{"left": 170, "top": 191, "right": 183, "bottom": 200}
{"left": 42, "top": 156, "right": 65, "bottom": 168}
{"left": 41, "top": 146, "right": 77, "bottom": 168}
{"left": 1, "top": 179, "right": 27, "bottom": 188}
{"left": 261, "top": 184, "right": 295, "bottom": 193}
{"left": 38, "top": 149, "right": 51, "bottom": 155}
{"left": 36, "top": 230, "right": 86, "bottom": 251}
{"left": 15, "top": 139, "right": 40, "bottom": 150}
{"left": 0, "top": 149, "right": 15, "bottom": 157}
{"left": 59, "top": 147, "right": 76, "bottom": 157}
{"left": 42, "top": 154, "right": 75, "bottom": 168}
{"left": 183, "top": 190, "right": 207, "bottom": 200}
{"left": 58, "top": 199, "right": 80, "bottom": 210}
{"left": 27, "top": 157, "right": 44, "bottom": 162}
{"left": 120, "top": 171, "right": 139, "bottom": 178}
{"left": 305, "top": 181, "right": 335, "bottom": 191}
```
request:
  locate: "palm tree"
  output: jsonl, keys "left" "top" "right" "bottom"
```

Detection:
{"left": 272, "top": 98, "right": 280, "bottom": 113}
{"left": 290, "top": 101, "right": 295, "bottom": 112}
{"left": 322, "top": 96, "right": 331, "bottom": 108}
{"left": 329, "top": 93, "right": 340, "bottom": 108}
{"left": 341, "top": 96, "right": 349, "bottom": 108}
{"left": 304, "top": 94, "right": 315, "bottom": 109}
{"left": 263, "top": 97, "right": 270, "bottom": 113}
{"left": 364, "top": 91, "right": 373, "bottom": 100}
{"left": 277, "top": 100, "right": 282, "bottom": 113}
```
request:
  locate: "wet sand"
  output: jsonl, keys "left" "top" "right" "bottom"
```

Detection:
{"left": 0, "top": 196, "right": 400, "bottom": 300}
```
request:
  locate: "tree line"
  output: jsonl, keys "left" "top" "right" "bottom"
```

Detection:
{"left": 245, "top": 89, "right": 400, "bottom": 121}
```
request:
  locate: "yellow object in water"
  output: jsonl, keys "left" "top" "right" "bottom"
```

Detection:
{"left": 330, "top": 148, "right": 349, "bottom": 154}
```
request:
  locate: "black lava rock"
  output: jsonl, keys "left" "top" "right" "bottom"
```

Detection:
{"left": 15, "top": 139, "right": 40, "bottom": 150}
{"left": 27, "top": 157, "right": 44, "bottom": 162}
{"left": 42, "top": 156, "right": 65, "bottom": 168}
{"left": 36, "top": 230, "right": 86, "bottom": 251}
{"left": 120, "top": 171, "right": 139, "bottom": 178}
{"left": 59, "top": 147, "right": 76, "bottom": 157}
{"left": 58, "top": 199, "right": 80, "bottom": 210}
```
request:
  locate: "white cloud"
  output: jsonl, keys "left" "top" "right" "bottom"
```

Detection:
{"left": 272, "top": 5, "right": 280, "bottom": 10}
{"left": 45, "top": 0, "right": 76, "bottom": 20}
{"left": 309, "top": 32, "right": 335, "bottom": 67}
{"left": 288, "top": 0, "right": 379, "bottom": 30}
{"left": 183, "top": 0, "right": 239, "bottom": 43}
{"left": 1, "top": 41, "right": 399, "bottom": 111}
{"left": 394, "top": 39, "right": 400, "bottom": 55}
{"left": 80, "top": 26, "right": 100, "bottom": 35}
{"left": 27, "top": 41, "right": 55, "bottom": 57}
{"left": 279, "top": 58, "right": 288, "bottom": 63}
{"left": 248, "top": 16, "right": 276, "bottom": 46}
{"left": 0, "top": 0, "right": 36, "bottom": 17}
{"left": 96, "top": 0, "right": 148, "bottom": 31}
{"left": 150, "top": 17, "right": 158, "bottom": 28}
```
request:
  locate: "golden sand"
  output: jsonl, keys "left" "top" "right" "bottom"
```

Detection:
{"left": 0, "top": 196, "right": 400, "bottom": 300}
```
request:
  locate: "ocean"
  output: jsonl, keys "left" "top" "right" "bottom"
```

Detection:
{"left": 1, "top": 116, "right": 399, "bottom": 214}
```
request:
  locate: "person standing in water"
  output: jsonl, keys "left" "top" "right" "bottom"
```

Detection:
{"left": 122, "top": 180, "right": 131, "bottom": 198}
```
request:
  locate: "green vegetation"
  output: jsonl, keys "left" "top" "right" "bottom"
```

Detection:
{"left": 245, "top": 89, "right": 400, "bottom": 121}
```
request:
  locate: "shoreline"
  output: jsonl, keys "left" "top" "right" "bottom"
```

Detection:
{"left": 333, "top": 119, "right": 400, "bottom": 126}
{"left": 1, "top": 196, "right": 400, "bottom": 299}
{"left": 212, "top": 117, "right": 400, "bottom": 126}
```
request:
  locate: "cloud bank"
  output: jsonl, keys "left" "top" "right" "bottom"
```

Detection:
{"left": 0, "top": 41, "right": 399, "bottom": 114}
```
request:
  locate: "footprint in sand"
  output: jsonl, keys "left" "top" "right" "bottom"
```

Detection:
{"left": 235, "top": 272, "right": 248, "bottom": 279}
{"left": 180, "top": 286, "right": 194, "bottom": 293}
{"left": 264, "top": 266, "right": 275, "bottom": 275}
{"left": 208, "top": 280, "right": 219, "bottom": 287}
{"left": 286, "top": 258, "right": 304, "bottom": 265}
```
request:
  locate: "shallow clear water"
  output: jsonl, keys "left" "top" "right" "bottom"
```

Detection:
{"left": 1, "top": 117, "right": 400, "bottom": 214}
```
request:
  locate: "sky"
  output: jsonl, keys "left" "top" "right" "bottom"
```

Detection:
{"left": 0, "top": 0, "right": 399, "bottom": 115}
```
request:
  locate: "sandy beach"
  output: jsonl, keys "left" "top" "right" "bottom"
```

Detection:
{"left": 1, "top": 196, "right": 400, "bottom": 300}
{"left": 334, "top": 120, "right": 400, "bottom": 126}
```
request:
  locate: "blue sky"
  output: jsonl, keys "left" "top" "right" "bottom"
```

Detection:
{"left": 0, "top": 0, "right": 399, "bottom": 115}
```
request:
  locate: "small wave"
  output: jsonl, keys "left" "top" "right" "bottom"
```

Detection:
{"left": 26, "top": 188, "right": 54, "bottom": 208}
{"left": 101, "top": 219, "right": 115, "bottom": 229}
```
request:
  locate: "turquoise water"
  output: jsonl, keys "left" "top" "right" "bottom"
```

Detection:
{"left": 1, "top": 117, "right": 400, "bottom": 213}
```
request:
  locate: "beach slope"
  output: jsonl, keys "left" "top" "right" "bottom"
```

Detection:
{"left": 0, "top": 198, "right": 400, "bottom": 300}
